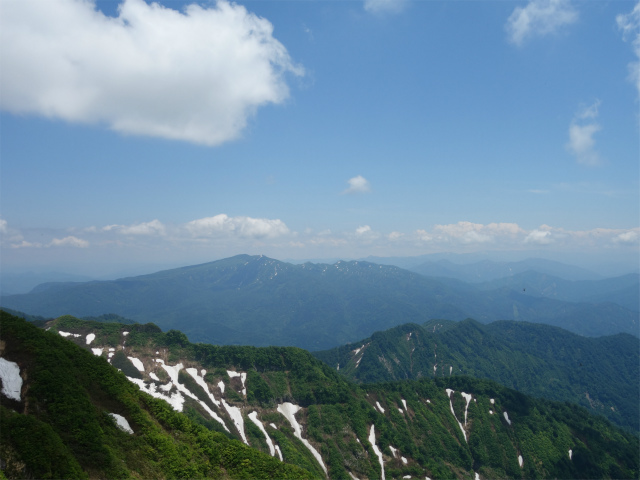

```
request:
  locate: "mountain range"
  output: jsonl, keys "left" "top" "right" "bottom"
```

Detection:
{"left": 2, "top": 311, "right": 637, "bottom": 480}
{"left": 312, "top": 319, "right": 640, "bottom": 432}
{"left": 1, "top": 255, "right": 637, "bottom": 351}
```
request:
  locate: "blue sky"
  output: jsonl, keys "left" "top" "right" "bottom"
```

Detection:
{"left": 1, "top": 0, "right": 639, "bottom": 276}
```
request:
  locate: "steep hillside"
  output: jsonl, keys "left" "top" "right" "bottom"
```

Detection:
{"left": 4, "top": 313, "right": 637, "bottom": 480}
{"left": 0, "top": 311, "right": 311, "bottom": 479}
{"left": 312, "top": 320, "right": 640, "bottom": 432}
{"left": 1, "top": 255, "right": 637, "bottom": 351}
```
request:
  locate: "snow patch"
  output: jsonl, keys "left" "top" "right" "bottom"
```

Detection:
{"left": 518, "top": 455, "right": 523, "bottom": 467}
{"left": 122, "top": 331, "right": 129, "bottom": 336}
{"left": 490, "top": 398, "right": 495, "bottom": 405}
{"left": 375, "top": 401, "right": 385, "bottom": 414}
{"left": 128, "top": 356, "right": 145, "bottom": 372}
{"left": 227, "top": 370, "right": 247, "bottom": 396}
{"left": 277, "top": 402, "right": 327, "bottom": 475}
{"left": 398, "top": 408, "right": 404, "bottom": 414}
{"left": 503, "top": 411, "right": 511, "bottom": 425}
{"left": 446, "top": 389, "right": 467, "bottom": 442}
{"left": 86, "top": 333, "right": 96, "bottom": 345}
{"left": 401, "top": 456, "right": 408, "bottom": 464}
{"left": 461, "top": 392, "right": 472, "bottom": 426}
{"left": 368, "top": 424, "right": 385, "bottom": 480}
{"left": 218, "top": 380, "right": 225, "bottom": 394}
{"left": 59, "top": 331, "right": 80, "bottom": 338}
{"left": 149, "top": 372, "right": 159, "bottom": 381}
{"left": 248, "top": 411, "right": 275, "bottom": 457}
{"left": 348, "top": 472, "right": 360, "bottom": 480}
{"left": 475, "top": 473, "right": 480, "bottom": 480}
{"left": 109, "top": 413, "right": 133, "bottom": 434}
{"left": 450, "top": 366, "right": 452, "bottom": 375}
{"left": 270, "top": 423, "right": 277, "bottom": 429}
{"left": 91, "top": 348, "right": 103, "bottom": 356}
{"left": 389, "top": 445, "right": 398, "bottom": 458}
{"left": 128, "top": 377, "right": 185, "bottom": 411}
{"left": 569, "top": 449, "right": 572, "bottom": 460}
{"left": 0, "top": 358, "right": 22, "bottom": 401}
{"left": 403, "top": 476, "right": 411, "bottom": 479}
{"left": 109, "top": 348, "right": 115, "bottom": 352}
{"left": 401, "top": 399, "right": 407, "bottom": 410}
{"left": 489, "top": 410, "right": 493, "bottom": 415}
{"left": 221, "top": 398, "right": 247, "bottom": 443}
{"left": 275, "top": 445, "right": 283, "bottom": 462}
{"left": 186, "top": 367, "right": 220, "bottom": 407}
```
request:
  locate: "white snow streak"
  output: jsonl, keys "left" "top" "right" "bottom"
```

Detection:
{"left": 248, "top": 411, "right": 275, "bottom": 456}
{"left": 109, "top": 413, "right": 134, "bottom": 434}
{"left": 445, "top": 389, "right": 467, "bottom": 442}
{"left": 376, "top": 401, "right": 385, "bottom": 414}
{"left": 270, "top": 423, "right": 277, "bottom": 429}
{"left": 401, "top": 456, "right": 408, "bottom": 464}
{"left": 503, "top": 411, "right": 511, "bottom": 425}
{"left": 127, "top": 377, "right": 185, "bottom": 411}
{"left": 222, "top": 398, "right": 248, "bottom": 444}
{"left": 218, "top": 380, "right": 225, "bottom": 394}
{"left": 274, "top": 445, "right": 283, "bottom": 461}
{"left": 277, "top": 402, "right": 327, "bottom": 475}
{"left": 186, "top": 368, "right": 220, "bottom": 407}
{"left": 518, "top": 455, "right": 523, "bottom": 467}
{"left": 389, "top": 445, "right": 398, "bottom": 458}
{"left": 91, "top": 348, "right": 103, "bottom": 356}
{"left": 86, "top": 333, "right": 96, "bottom": 345}
{"left": 59, "top": 331, "right": 80, "bottom": 337}
{"left": 227, "top": 370, "right": 247, "bottom": 396}
{"left": 461, "top": 392, "right": 472, "bottom": 426}
{"left": 0, "top": 358, "right": 22, "bottom": 401}
{"left": 128, "top": 356, "right": 145, "bottom": 372}
{"left": 368, "top": 424, "right": 385, "bottom": 480}
{"left": 149, "top": 372, "right": 159, "bottom": 381}
{"left": 569, "top": 449, "right": 572, "bottom": 460}
{"left": 401, "top": 399, "right": 407, "bottom": 410}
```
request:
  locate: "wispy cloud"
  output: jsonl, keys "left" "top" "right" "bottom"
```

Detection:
{"left": 617, "top": 2, "right": 640, "bottom": 97}
{"left": 364, "top": 0, "right": 407, "bottom": 15}
{"left": 0, "top": 0, "right": 303, "bottom": 146}
{"left": 185, "top": 214, "right": 289, "bottom": 239}
{"left": 566, "top": 101, "right": 602, "bottom": 166}
{"left": 506, "top": 0, "right": 578, "bottom": 46}
{"left": 342, "top": 175, "right": 371, "bottom": 195}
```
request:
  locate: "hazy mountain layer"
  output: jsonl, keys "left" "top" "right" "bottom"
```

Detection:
{"left": 3, "top": 312, "right": 637, "bottom": 480}
{"left": 1, "top": 255, "right": 637, "bottom": 351}
{"left": 312, "top": 319, "right": 640, "bottom": 432}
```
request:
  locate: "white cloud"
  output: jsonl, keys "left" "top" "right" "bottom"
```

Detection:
{"left": 185, "top": 214, "right": 289, "bottom": 239}
{"left": 364, "top": 0, "right": 407, "bottom": 15}
{"left": 524, "top": 229, "right": 554, "bottom": 245}
{"left": 0, "top": 219, "right": 7, "bottom": 234}
{"left": 355, "top": 225, "right": 372, "bottom": 236}
{"left": 433, "top": 221, "right": 524, "bottom": 243}
{"left": 388, "top": 231, "right": 404, "bottom": 240}
{"left": 506, "top": 0, "right": 578, "bottom": 46}
{"left": 0, "top": 0, "right": 303, "bottom": 146}
{"left": 613, "top": 230, "right": 639, "bottom": 245}
{"left": 617, "top": 2, "right": 640, "bottom": 97}
{"left": 113, "top": 219, "right": 166, "bottom": 236}
{"left": 10, "top": 240, "right": 43, "bottom": 249}
{"left": 566, "top": 101, "right": 602, "bottom": 166}
{"left": 49, "top": 236, "right": 89, "bottom": 248}
{"left": 343, "top": 175, "right": 371, "bottom": 195}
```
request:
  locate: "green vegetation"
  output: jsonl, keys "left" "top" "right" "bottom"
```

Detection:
{"left": 313, "top": 319, "right": 640, "bottom": 432}
{"left": 2, "top": 312, "right": 638, "bottom": 479}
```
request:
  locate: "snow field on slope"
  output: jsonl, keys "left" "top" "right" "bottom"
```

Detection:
{"left": 368, "top": 424, "right": 385, "bottom": 480}
{"left": 109, "top": 413, "right": 134, "bottom": 434}
{"left": 248, "top": 411, "right": 276, "bottom": 457}
{"left": 0, "top": 357, "right": 22, "bottom": 401}
{"left": 277, "top": 402, "right": 327, "bottom": 475}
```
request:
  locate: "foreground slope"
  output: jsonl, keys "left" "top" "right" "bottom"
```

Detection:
{"left": 8, "top": 313, "right": 638, "bottom": 480}
{"left": 313, "top": 319, "right": 640, "bottom": 432}
{"left": 0, "top": 311, "right": 311, "bottom": 479}
{"left": 1, "top": 255, "right": 637, "bottom": 350}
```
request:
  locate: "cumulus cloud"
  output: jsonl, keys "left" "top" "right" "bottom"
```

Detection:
{"left": 343, "top": 175, "right": 371, "bottom": 195}
{"left": 613, "top": 230, "right": 639, "bottom": 244}
{"left": 0, "top": 219, "right": 7, "bottom": 234}
{"left": 0, "top": 0, "right": 303, "bottom": 146}
{"left": 524, "top": 229, "right": 554, "bottom": 245}
{"left": 185, "top": 214, "right": 289, "bottom": 239}
{"left": 566, "top": 101, "right": 602, "bottom": 166}
{"left": 617, "top": 2, "right": 640, "bottom": 97}
{"left": 364, "top": 0, "right": 407, "bottom": 15}
{"left": 506, "top": 0, "right": 578, "bottom": 46}
{"left": 355, "top": 225, "right": 372, "bottom": 236}
{"left": 49, "top": 236, "right": 89, "bottom": 248}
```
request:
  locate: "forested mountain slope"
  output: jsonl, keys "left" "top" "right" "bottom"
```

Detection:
{"left": 2, "top": 312, "right": 637, "bottom": 480}
{"left": 1, "top": 255, "right": 637, "bottom": 351}
{"left": 312, "top": 319, "right": 640, "bottom": 432}
{"left": 0, "top": 311, "right": 310, "bottom": 480}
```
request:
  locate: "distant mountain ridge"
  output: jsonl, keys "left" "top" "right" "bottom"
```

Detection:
{"left": 1, "top": 255, "right": 637, "bottom": 350}
{"left": 312, "top": 319, "right": 640, "bottom": 432}
{"left": 3, "top": 311, "right": 637, "bottom": 480}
